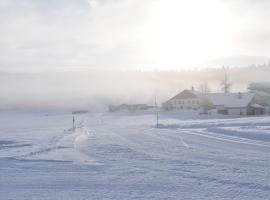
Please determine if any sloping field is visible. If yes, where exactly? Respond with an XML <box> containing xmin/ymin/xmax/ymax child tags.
<box><xmin>0</xmin><ymin>111</ymin><xmax>270</xmax><ymax>199</ymax></box>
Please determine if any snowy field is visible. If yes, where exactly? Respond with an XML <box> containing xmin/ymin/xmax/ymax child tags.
<box><xmin>0</xmin><ymin>110</ymin><xmax>270</xmax><ymax>200</ymax></box>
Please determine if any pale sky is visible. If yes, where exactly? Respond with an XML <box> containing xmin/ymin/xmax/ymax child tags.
<box><xmin>0</xmin><ymin>0</ymin><xmax>270</xmax><ymax>71</ymax></box>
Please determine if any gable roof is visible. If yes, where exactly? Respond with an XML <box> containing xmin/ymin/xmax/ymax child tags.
<box><xmin>249</xmin><ymin>82</ymin><xmax>270</xmax><ymax>89</ymax></box>
<box><xmin>209</xmin><ymin>93</ymin><xmax>255</xmax><ymax>108</ymax></box>
<box><xmin>169</xmin><ymin>90</ymin><xmax>202</xmax><ymax>101</ymax></box>
<box><xmin>253</xmin><ymin>91</ymin><xmax>270</xmax><ymax>97</ymax></box>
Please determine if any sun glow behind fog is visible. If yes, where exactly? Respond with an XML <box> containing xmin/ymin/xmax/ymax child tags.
<box><xmin>140</xmin><ymin>0</ymin><xmax>233</xmax><ymax>69</ymax></box>
<box><xmin>2</xmin><ymin>0</ymin><xmax>266</xmax><ymax>72</ymax></box>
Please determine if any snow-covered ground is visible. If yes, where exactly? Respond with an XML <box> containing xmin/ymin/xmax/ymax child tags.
<box><xmin>1</xmin><ymin>110</ymin><xmax>270</xmax><ymax>199</ymax></box>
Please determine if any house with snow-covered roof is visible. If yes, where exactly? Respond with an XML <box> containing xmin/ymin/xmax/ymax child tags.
<box><xmin>208</xmin><ymin>92</ymin><xmax>258</xmax><ymax>115</ymax></box>
<box><xmin>163</xmin><ymin>89</ymin><xmax>270</xmax><ymax>115</ymax></box>
<box><xmin>162</xmin><ymin>89</ymin><xmax>212</xmax><ymax>113</ymax></box>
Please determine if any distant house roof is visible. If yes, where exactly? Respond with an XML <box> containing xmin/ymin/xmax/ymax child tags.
<box><xmin>249</xmin><ymin>82</ymin><xmax>270</xmax><ymax>94</ymax></box>
<box><xmin>253</xmin><ymin>91</ymin><xmax>270</xmax><ymax>97</ymax></box>
<box><xmin>249</xmin><ymin>82</ymin><xmax>270</xmax><ymax>88</ymax></box>
<box><xmin>209</xmin><ymin>93</ymin><xmax>255</xmax><ymax>108</ymax></box>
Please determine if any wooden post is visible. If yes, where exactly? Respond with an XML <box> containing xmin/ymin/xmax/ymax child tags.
<box><xmin>73</xmin><ymin>116</ymin><xmax>75</xmax><ymax>129</ymax></box>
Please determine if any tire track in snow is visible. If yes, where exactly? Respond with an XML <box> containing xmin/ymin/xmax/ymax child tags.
<box><xmin>179</xmin><ymin>135</ymin><xmax>190</xmax><ymax>148</ymax></box>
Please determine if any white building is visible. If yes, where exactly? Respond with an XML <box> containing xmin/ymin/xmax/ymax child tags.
<box><xmin>162</xmin><ymin>89</ymin><xmax>211</xmax><ymax>113</ymax></box>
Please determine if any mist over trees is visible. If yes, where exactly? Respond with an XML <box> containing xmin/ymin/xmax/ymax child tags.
<box><xmin>0</xmin><ymin>64</ymin><xmax>269</xmax><ymax>110</ymax></box>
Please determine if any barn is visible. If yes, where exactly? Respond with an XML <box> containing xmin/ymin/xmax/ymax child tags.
<box><xmin>209</xmin><ymin>92</ymin><xmax>255</xmax><ymax>115</ymax></box>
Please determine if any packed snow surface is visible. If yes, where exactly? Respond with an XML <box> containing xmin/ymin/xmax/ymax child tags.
<box><xmin>0</xmin><ymin>110</ymin><xmax>270</xmax><ymax>199</ymax></box>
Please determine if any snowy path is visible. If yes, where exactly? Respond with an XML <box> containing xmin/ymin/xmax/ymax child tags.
<box><xmin>0</xmin><ymin>111</ymin><xmax>270</xmax><ymax>199</ymax></box>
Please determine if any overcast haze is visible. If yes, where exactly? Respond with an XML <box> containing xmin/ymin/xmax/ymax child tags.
<box><xmin>1</xmin><ymin>0</ymin><xmax>270</xmax><ymax>71</ymax></box>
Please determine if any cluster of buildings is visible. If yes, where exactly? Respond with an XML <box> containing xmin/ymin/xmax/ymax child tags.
<box><xmin>109</xmin><ymin>104</ymin><xmax>155</xmax><ymax>112</ymax></box>
<box><xmin>162</xmin><ymin>82</ymin><xmax>270</xmax><ymax>116</ymax></box>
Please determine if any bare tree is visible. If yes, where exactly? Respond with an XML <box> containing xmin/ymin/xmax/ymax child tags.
<box><xmin>198</xmin><ymin>82</ymin><xmax>211</xmax><ymax>94</ymax></box>
<box><xmin>221</xmin><ymin>73</ymin><xmax>232</xmax><ymax>93</ymax></box>
<box><xmin>199</xmin><ymin>96</ymin><xmax>214</xmax><ymax>113</ymax></box>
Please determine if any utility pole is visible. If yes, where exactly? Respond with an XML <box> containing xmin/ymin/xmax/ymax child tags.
<box><xmin>155</xmin><ymin>95</ymin><xmax>159</xmax><ymax>128</ymax></box>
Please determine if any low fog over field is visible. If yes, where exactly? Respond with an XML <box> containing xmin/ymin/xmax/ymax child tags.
<box><xmin>1</xmin><ymin>64</ymin><xmax>270</xmax><ymax>110</ymax></box>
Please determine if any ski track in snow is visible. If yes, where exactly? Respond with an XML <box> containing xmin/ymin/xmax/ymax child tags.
<box><xmin>182</xmin><ymin>129</ymin><xmax>270</xmax><ymax>148</ymax></box>
<box><xmin>0</xmin><ymin>111</ymin><xmax>270</xmax><ymax>199</ymax></box>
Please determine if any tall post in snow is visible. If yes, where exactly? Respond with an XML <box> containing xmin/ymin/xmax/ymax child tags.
<box><xmin>155</xmin><ymin>95</ymin><xmax>159</xmax><ymax>128</ymax></box>
<box><xmin>72</xmin><ymin>116</ymin><xmax>75</xmax><ymax>129</ymax></box>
